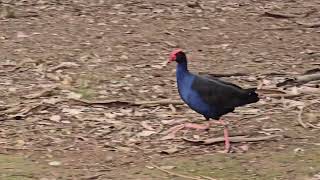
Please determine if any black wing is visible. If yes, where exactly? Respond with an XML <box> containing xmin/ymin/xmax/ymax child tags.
<box><xmin>191</xmin><ymin>75</ymin><xmax>259</xmax><ymax>109</ymax></box>
<box><xmin>202</xmin><ymin>75</ymin><xmax>242</xmax><ymax>89</ymax></box>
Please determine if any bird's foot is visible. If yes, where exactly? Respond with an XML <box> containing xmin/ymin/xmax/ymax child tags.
<box><xmin>161</xmin><ymin>122</ymin><xmax>210</xmax><ymax>140</ymax></box>
<box><xmin>217</xmin><ymin>144</ymin><xmax>232</xmax><ymax>154</ymax></box>
<box><xmin>184</xmin><ymin>122</ymin><xmax>211</xmax><ymax>130</ymax></box>
<box><xmin>160</xmin><ymin>124</ymin><xmax>185</xmax><ymax>140</ymax></box>
<box><xmin>217</xmin><ymin>147</ymin><xmax>233</xmax><ymax>154</ymax></box>
<box><xmin>210</xmin><ymin>120</ymin><xmax>229</xmax><ymax>127</ymax></box>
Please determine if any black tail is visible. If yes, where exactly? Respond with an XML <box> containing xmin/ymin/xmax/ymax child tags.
<box><xmin>238</xmin><ymin>88</ymin><xmax>259</xmax><ymax>106</ymax></box>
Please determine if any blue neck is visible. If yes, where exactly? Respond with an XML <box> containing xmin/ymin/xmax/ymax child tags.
<box><xmin>176</xmin><ymin>60</ymin><xmax>189</xmax><ymax>81</ymax></box>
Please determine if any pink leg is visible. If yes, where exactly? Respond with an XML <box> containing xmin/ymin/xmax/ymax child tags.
<box><xmin>163</xmin><ymin>119</ymin><xmax>232</xmax><ymax>153</ymax></box>
<box><xmin>216</xmin><ymin>119</ymin><xmax>231</xmax><ymax>153</ymax></box>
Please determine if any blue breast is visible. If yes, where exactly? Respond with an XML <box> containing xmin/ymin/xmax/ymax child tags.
<box><xmin>176</xmin><ymin>64</ymin><xmax>217</xmax><ymax>118</ymax></box>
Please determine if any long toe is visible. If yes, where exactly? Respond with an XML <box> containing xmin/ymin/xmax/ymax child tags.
<box><xmin>160</xmin><ymin>124</ymin><xmax>185</xmax><ymax>140</ymax></box>
<box><xmin>184</xmin><ymin>122</ymin><xmax>210</xmax><ymax>130</ymax></box>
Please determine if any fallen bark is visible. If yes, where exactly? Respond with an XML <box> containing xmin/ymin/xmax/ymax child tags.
<box><xmin>183</xmin><ymin>135</ymin><xmax>282</xmax><ymax>145</ymax></box>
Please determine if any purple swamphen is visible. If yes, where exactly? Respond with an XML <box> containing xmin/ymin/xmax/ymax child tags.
<box><xmin>166</xmin><ymin>49</ymin><xmax>259</xmax><ymax>152</ymax></box>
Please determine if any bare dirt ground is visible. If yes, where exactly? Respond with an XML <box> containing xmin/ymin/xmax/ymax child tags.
<box><xmin>0</xmin><ymin>0</ymin><xmax>320</xmax><ymax>179</ymax></box>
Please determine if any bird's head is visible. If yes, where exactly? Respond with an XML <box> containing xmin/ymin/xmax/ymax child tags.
<box><xmin>168</xmin><ymin>49</ymin><xmax>187</xmax><ymax>64</ymax></box>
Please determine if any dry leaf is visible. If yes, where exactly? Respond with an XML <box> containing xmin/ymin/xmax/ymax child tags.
<box><xmin>159</xmin><ymin>165</ymin><xmax>176</xmax><ymax>170</ymax></box>
<box><xmin>48</xmin><ymin>161</ymin><xmax>62</xmax><ymax>166</ymax></box>
<box><xmin>161</xmin><ymin>119</ymin><xmax>186</xmax><ymax>125</ymax></box>
<box><xmin>116</xmin><ymin>146</ymin><xmax>132</xmax><ymax>153</ymax></box>
<box><xmin>120</xmin><ymin>55</ymin><xmax>129</xmax><ymax>60</ymax></box>
<box><xmin>46</xmin><ymin>73</ymin><xmax>61</xmax><ymax>81</ymax></box>
<box><xmin>140</xmin><ymin>121</ymin><xmax>155</xmax><ymax>131</ymax></box>
<box><xmin>48</xmin><ymin>62</ymin><xmax>80</xmax><ymax>72</ymax></box>
<box><xmin>160</xmin><ymin>134</ymin><xmax>176</xmax><ymax>140</ymax></box>
<box><xmin>23</xmin><ymin>87</ymin><xmax>56</xmax><ymax>99</ymax></box>
<box><xmin>160</xmin><ymin>147</ymin><xmax>179</xmax><ymax>154</ymax></box>
<box><xmin>145</xmin><ymin>165</ymin><xmax>155</xmax><ymax>169</ymax></box>
<box><xmin>50</xmin><ymin>115</ymin><xmax>61</xmax><ymax>122</ymax></box>
<box><xmin>164</xmin><ymin>41</ymin><xmax>176</xmax><ymax>47</ymax></box>
<box><xmin>200</xmin><ymin>27</ymin><xmax>210</xmax><ymax>30</ymax></box>
<box><xmin>61</xmin><ymin>120</ymin><xmax>71</xmax><ymax>124</ymax></box>
<box><xmin>119</xmin><ymin>108</ymin><xmax>133</xmax><ymax>116</ymax></box>
<box><xmin>262</xmin><ymin>128</ymin><xmax>283</xmax><ymax>132</ymax></box>
<box><xmin>42</xmin><ymin>97</ymin><xmax>62</xmax><ymax>105</ymax></box>
<box><xmin>104</xmin><ymin>112</ymin><xmax>117</xmax><ymax>119</ymax></box>
<box><xmin>238</xmin><ymin>144</ymin><xmax>249</xmax><ymax>152</ymax></box>
<box><xmin>294</xmin><ymin>148</ymin><xmax>304</xmax><ymax>153</ymax></box>
<box><xmin>137</xmin><ymin>130</ymin><xmax>156</xmax><ymax>137</ymax></box>
<box><xmin>16</xmin><ymin>140</ymin><xmax>25</xmax><ymax>147</ymax></box>
<box><xmin>17</xmin><ymin>31</ymin><xmax>29</xmax><ymax>38</ymax></box>
<box><xmin>134</xmin><ymin>111</ymin><xmax>144</xmax><ymax>117</ymax></box>
<box><xmin>282</xmin><ymin>99</ymin><xmax>305</xmax><ymax>108</ymax></box>
<box><xmin>62</xmin><ymin>108</ymin><xmax>82</xmax><ymax>115</ymax></box>
<box><xmin>67</xmin><ymin>92</ymin><xmax>83</xmax><ymax>99</ymax></box>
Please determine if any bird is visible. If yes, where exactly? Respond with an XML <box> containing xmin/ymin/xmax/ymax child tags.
<box><xmin>166</xmin><ymin>49</ymin><xmax>259</xmax><ymax>152</ymax></box>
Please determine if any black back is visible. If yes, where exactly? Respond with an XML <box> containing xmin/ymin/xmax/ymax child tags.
<box><xmin>191</xmin><ymin>74</ymin><xmax>259</xmax><ymax>113</ymax></box>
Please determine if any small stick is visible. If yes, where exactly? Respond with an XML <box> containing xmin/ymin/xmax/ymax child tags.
<box><xmin>262</xmin><ymin>11</ymin><xmax>303</xmax><ymax>18</ymax></box>
<box><xmin>150</xmin><ymin>162</ymin><xmax>210</xmax><ymax>180</ymax></box>
<box><xmin>266</xmin><ymin>93</ymin><xmax>302</xmax><ymax>99</ymax></box>
<box><xmin>169</xmin><ymin>104</ymin><xmax>177</xmax><ymax>114</ymax></box>
<box><xmin>200</xmin><ymin>175</ymin><xmax>217</xmax><ymax>180</ymax></box>
<box><xmin>183</xmin><ymin>135</ymin><xmax>282</xmax><ymax>145</ymax></box>
<box><xmin>306</xmin><ymin>123</ymin><xmax>320</xmax><ymax>129</ymax></box>
<box><xmin>295</xmin><ymin>21</ymin><xmax>320</xmax><ymax>28</ymax></box>
<box><xmin>297</xmin><ymin>106</ymin><xmax>308</xmax><ymax>128</ymax></box>
<box><xmin>69</xmin><ymin>98</ymin><xmax>184</xmax><ymax>107</ymax></box>
<box><xmin>277</xmin><ymin>73</ymin><xmax>320</xmax><ymax>87</ymax></box>
<box><xmin>1</xmin><ymin>146</ymin><xmax>46</xmax><ymax>151</ymax></box>
<box><xmin>22</xmin><ymin>86</ymin><xmax>57</xmax><ymax>99</ymax></box>
<box><xmin>82</xmin><ymin>174</ymin><xmax>105</xmax><ymax>180</ymax></box>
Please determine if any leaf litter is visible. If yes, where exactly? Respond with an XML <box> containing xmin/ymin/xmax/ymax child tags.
<box><xmin>0</xmin><ymin>0</ymin><xmax>319</xmax><ymax>179</ymax></box>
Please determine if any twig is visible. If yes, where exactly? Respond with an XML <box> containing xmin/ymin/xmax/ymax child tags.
<box><xmin>169</xmin><ymin>104</ymin><xmax>177</xmax><ymax>114</ymax></box>
<box><xmin>69</xmin><ymin>98</ymin><xmax>184</xmax><ymax>107</ymax></box>
<box><xmin>263</xmin><ymin>27</ymin><xmax>294</xmax><ymax>31</ymax></box>
<box><xmin>183</xmin><ymin>135</ymin><xmax>282</xmax><ymax>145</ymax></box>
<box><xmin>306</xmin><ymin>123</ymin><xmax>320</xmax><ymax>129</ymax></box>
<box><xmin>304</xmin><ymin>68</ymin><xmax>320</xmax><ymax>75</ymax></box>
<box><xmin>295</xmin><ymin>21</ymin><xmax>320</xmax><ymax>28</ymax></box>
<box><xmin>200</xmin><ymin>176</ymin><xmax>217</xmax><ymax>180</ymax></box>
<box><xmin>277</xmin><ymin>73</ymin><xmax>320</xmax><ymax>87</ymax></box>
<box><xmin>82</xmin><ymin>173</ymin><xmax>105</xmax><ymax>180</ymax></box>
<box><xmin>297</xmin><ymin>106</ymin><xmax>308</xmax><ymax>128</ymax></box>
<box><xmin>262</xmin><ymin>11</ymin><xmax>303</xmax><ymax>18</ymax></box>
<box><xmin>266</xmin><ymin>93</ymin><xmax>302</xmax><ymax>99</ymax></box>
<box><xmin>22</xmin><ymin>86</ymin><xmax>57</xmax><ymax>99</ymax></box>
<box><xmin>297</xmin><ymin>101</ymin><xmax>320</xmax><ymax>129</ymax></box>
<box><xmin>150</xmin><ymin>162</ymin><xmax>211</xmax><ymax>180</ymax></box>
<box><xmin>7</xmin><ymin>102</ymin><xmax>45</xmax><ymax>119</ymax></box>
<box><xmin>257</xmin><ymin>88</ymin><xmax>288</xmax><ymax>94</ymax></box>
<box><xmin>1</xmin><ymin>146</ymin><xmax>46</xmax><ymax>151</ymax></box>
<box><xmin>256</xmin><ymin>88</ymin><xmax>305</xmax><ymax>99</ymax></box>
<box><xmin>62</xmin><ymin>142</ymin><xmax>77</xmax><ymax>150</ymax></box>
